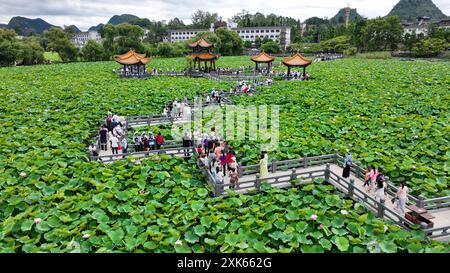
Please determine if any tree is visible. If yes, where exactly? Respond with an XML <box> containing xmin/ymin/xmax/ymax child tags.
<box><xmin>0</xmin><ymin>29</ymin><xmax>21</xmax><ymax>66</ymax></box>
<box><xmin>348</xmin><ymin>17</ymin><xmax>367</xmax><ymax>52</ymax></box>
<box><xmin>412</xmin><ymin>38</ymin><xmax>447</xmax><ymax>57</ymax></box>
<box><xmin>243</xmin><ymin>40</ymin><xmax>252</xmax><ymax>48</ymax></box>
<box><xmin>361</xmin><ymin>16</ymin><xmax>403</xmax><ymax>51</ymax></box>
<box><xmin>191</xmin><ymin>10</ymin><xmax>219</xmax><ymax>29</ymax></box>
<box><xmin>167</xmin><ymin>18</ymin><xmax>185</xmax><ymax>29</ymax></box>
<box><xmin>320</xmin><ymin>36</ymin><xmax>351</xmax><ymax>53</ymax></box>
<box><xmin>215</xmin><ymin>27</ymin><xmax>243</xmax><ymax>56</ymax></box>
<box><xmin>403</xmin><ymin>32</ymin><xmax>418</xmax><ymax>51</ymax></box>
<box><xmin>260</xmin><ymin>40</ymin><xmax>281</xmax><ymax>54</ymax></box>
<box><xmin>81</xmin><ymin>40</ymin><xmax>107</xmax><ymax>61</ymax></box>
<box><xmin>44</xmin><ymin>27</ymin><xmax>78</xmax><ymax>62</ymax></box>
<box><xmin>19</xmin><ymin>37</ymin><xmax>45</xmax><ymax>65</ymax></box>
<box><xmin>100</xmin><ymin>23</ymin><xmax>145</xmax><ymax>56</ymax></box>
<box><xmin>157</xmin><ymin>42</ymin><xmax>174</xmax><ymax>57</ymax></box>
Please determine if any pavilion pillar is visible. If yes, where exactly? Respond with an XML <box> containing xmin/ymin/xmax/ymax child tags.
<box><xmin>256</xmin><ymin>62</ymin><xmax>259</xmax><ymax>72</ymax></box>
<box><xmin>287</xmin><ymin>66</ymin><xmax>291</xmax><ymax>77</ymax></box>
<box><xmin>303</xmin><ymin>66</ymin><xmax>306</xmax><ymax>77</ymax></box>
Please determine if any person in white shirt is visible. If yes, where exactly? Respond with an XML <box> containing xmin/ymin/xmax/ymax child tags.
<box><xmin>89</xmin><ymin>144</ymin><xmax>98</xmax><ymax>157</ymax></box>
<box><xmin>215</xmin><ymin>166</ymin><xmax>224</xmax><ymax>184</ymax></box>
<box><xmin>395</xmin><ymin>182</ymin><xmax>409</xmax><ymax>214</ymax></box>
<box><xmin>110</xmin><ymin>135</ymin><xmax>119</xmax><ymax>155</ymax></box>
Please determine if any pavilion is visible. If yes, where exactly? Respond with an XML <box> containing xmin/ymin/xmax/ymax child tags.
<box><xmin>114</xmin><ymin>50</ymin><xmax>151</xmax><ymax>77</ymax></box>
<box><xmin>188</xmin><ymin>38</ymin><xmax>219</xmax><ymax>73</ymax></box>
<box><xmin>282</xmin><ymin>52</ymin><xmax>312</xmax><ymax>78</ymax></box>
<box><xmin>251</xmin><ymin>51</ymin><xmax>276</xmax><ymax>72</ymax></box>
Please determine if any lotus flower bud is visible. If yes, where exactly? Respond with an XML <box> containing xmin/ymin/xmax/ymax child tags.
<box><xmin>20</xmin><ymin>172</ymin><xmax>27</xmax><ymax>177</ymax></box>
<box><xmin>34</xmin><ymin>218</ymin><xmax>42</xmax><ymax>224</ymax></box>
<box><xmin>310</xmin><ymin>214</ymin><xmax>318</xmax><ymax>221</ymax></box>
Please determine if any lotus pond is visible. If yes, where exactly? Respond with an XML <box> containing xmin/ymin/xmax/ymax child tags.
<box><xmin>0</xmin><ymin>57</ymin><xmax>449</xmax><ymax>253</ymax></box>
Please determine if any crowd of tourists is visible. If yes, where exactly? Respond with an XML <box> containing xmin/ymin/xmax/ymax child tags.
<box><xmin>132</xmin><ymin>131</ymin><xmax>165</xmax><ymax>152</ymax></box>
<box><xmin>342</xmin><ymin>151</ymin><xmax>410</xmax><ymax>215</ymax></box>
<box><xmin>205</xmin><ymin>89</ymin><xmax>226</xmax><ymax>104</ymax></box>
<box><xmin>90</xmin><ymin>112</ymin><xmax>128</xmax><ymax>157</ymax></box>
<box><xmin>314</xmin><ymin>53</ymin><xmax>343</xmax><ymax>62</ymax></box>
<box><xmin>195</xmin><ymin>128</ymin><xmax>239</xmax><ymax>189</ymax></box>
<box><xmin>162</xmin><ymin>98</ymin><xmax>192</xmax><ymax>120</ymax></box>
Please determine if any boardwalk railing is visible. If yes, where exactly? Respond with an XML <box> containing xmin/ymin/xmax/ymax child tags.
<box><xmin>334</xmin><ymin>154</ymin><xmax>449</xmax><ymax>211</ymax></box>
<box><xmin>91</xmin><ymin>144</ymin><xmax>194</xmax><ymax>163</ymax></box>
<box><xmin>126</xmin><ymin>115</ymin><xmax>189</xmax><ymax>127</ymax></box>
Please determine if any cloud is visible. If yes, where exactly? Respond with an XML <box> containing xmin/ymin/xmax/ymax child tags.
<box><xmin>0</xmin><ymin>0</ymin><xmax>449</xmax><ymax>31</ymax></box>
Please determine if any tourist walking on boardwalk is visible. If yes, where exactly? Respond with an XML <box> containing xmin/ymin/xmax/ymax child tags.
<box><xmin>156</xmin><ymin>132</ymin><xmax>164</xmax><ymax>150</ymax></box>
<box><xmin>196</xmin><ymin>144</ymin><xmax>205</xmax><ymax>158</ymax></box>
<box><xmin>133</xmin><ymin>133</ymin><xmax>141</xmax><ymax>152</ymax></box>
<box><xmin>342</xmin><ymin>150</ymin><xmax>352</xmax><ymax>178</ymax></box>
<box><xmin>183</xmin><ymin>132</ymin><xmax>192</xmax><ymax>157</ymax></box>
<box><xmin>229</xmin><ymin>169</ymin><xmax>239</xmax><ymax>189</ymax></box>
<box><xmin>141</xmin><ymin>133</ymin><xmax>149</xmax><ymax>151</ymax></box>
<box><xmin>363</xmin><ymin>167</ymin><xmax>371</xmax><ymax>193</ymax></box>
<box><xmin>110</xmin><ymin>135</ymin><xmax>119</xmax><ymax>155</ymax></box>
<box><xmin>227</xmin><ymin>150</ymin><xmax>237</xmax><ymax>174</ymax></box>
<box><xmin>259</xmin><ymin>151</ymin><xmax>269</xmax><ymax>178</ymax></box>
<box><xmin>89</xmin><ymin>143</ymin><xmax>99</xmax><ymax>157</ymax></box>
<box><xmin>149</xmin><ymin>132</ymin><xmax>156</xmax><ymax>150</ymax></box>
<box><xmin>214</xmin><ymin>141</ymin><xmax>222</xmax><ymax>161</ymax></box>
<box><xmin>395</xmin><ymin>182</ymin><xmax>409</xmax><ymax>214</ymax></box>
<box><xmin>106</xmin><ymin>112</ymin><xmax>113</xmax><ymax>132</ymax></box>
<box><xmin>121</xmin><ymin>138</ymin><xmax>128</xmax><ymax>157</ymax></box>
<box><xmin>99</xmin><ymin>125</ymin><xmax>108</xmax><ymax>151</ymax></box>
<box><xmin>375</xmin><ymin>168</ymin><xmax>386</xmax><ymax>202</ymax></box>
<box><xmin>215</xmin><ymin>166</ymin><xmax>224</xmax><ymax>185</ymax></box>
<box><xmin>369</xmin><ymin>165</ymin><xmax>379</xmax><ymax>194</ymax></box>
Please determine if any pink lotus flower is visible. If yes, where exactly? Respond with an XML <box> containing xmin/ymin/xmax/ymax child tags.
<box><xmin>20</xmin><ymin>172</ymin><xmax>27</xmax><ymax>177</ymax></box>
<box><xmin>319</xmin><ymin>224</ymin><xmax>324</xmax><ymax>229</ymax></box>
<box><xmin>310</xmin><ymin>214</ymin><xmax>318</xmax><ymax>221</ymax></box>
<box><xmin>135</xmin><ymin>160</ymin><xmax>141</xmax><ymax>165</ymax></box>
<box><xmin>34</xmin><ymin>218</ymin><xmax>42</xmax><ymax>224</ymax></box>
<box><xmin>175</xmin><ymin>239</ymin><xmax>183</xmax><ymax>246</ymax></box>
<box><xmin>82</xmin><ymin>233</ymin><xmax>90</xmax><ymax>239</ymax></box>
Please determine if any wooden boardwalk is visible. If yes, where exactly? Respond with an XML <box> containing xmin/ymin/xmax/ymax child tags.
<box><xmin>90</xmin><ymin>85</ymin><xmax>450</xmax><ymax>242</ymax></box>
<box><xmin>221</xmin><ymin>163</ymin><xmax>450</xmax><ymax>241</ymax></box>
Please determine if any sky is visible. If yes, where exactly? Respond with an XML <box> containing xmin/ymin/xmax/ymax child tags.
<box><xmin>0</xmin><ymin>0</ymin><xmax>449</xmax><ymax>31</ymax></box>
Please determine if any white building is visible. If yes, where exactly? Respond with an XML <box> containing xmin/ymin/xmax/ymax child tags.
<box><xmin>169</xmin><ymin>29</ymin><xmax>210</xmax><ymax>42</ymax></box>
<box><xmin>71</xmin><ymin>30</ymin><xmax>102</xmax><ymax>48</ymax></box>
<box><xmin>168</xmin><ymin>21</ymin><xmax>291</xmax><ymax>49</ymax></box>
<box><xmin>232</xmin><ymin>26</ymin><xmax>291</xmax><ymax>49</ymax></box>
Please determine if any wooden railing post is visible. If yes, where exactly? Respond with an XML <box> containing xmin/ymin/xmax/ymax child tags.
<box><xmin>377</xmin><ymin>199</ymin><xmax>385</xmax><ymax>218</ymax></box>
<box><xmin>324</xmin><ymin>163</ymin><xmax>330</xmax><ymax>181</ymax></box>
<box><xmin>333</xmin><ymin>150</ymin><xmax>338</xmax><ymax>164</ymax></box>
<box><xmin>290</xmin><ymin>169</ymin><xmax>297</xmax><ymax>181</ymax></box>
<box><xmin>348</xmin><ymin>179</ymin><xmax>355</xmax><ymax>198</ymax></box>
<box><xmin>255</xmin><ymin>174</ymin><xmax>261</xmax><ymax>191</ymax></box>
<box><xmin>237</xmin><ymin>165</ymin><xmax>243</xmax><ymax>178</ymax></box>
<box><xmin>271</xmin><ymin>159</ymin><xmax>277</xmax><ymax>173</ymax></box>
<box><xmin>303</xmin><ymin>157</ymin><xmax>308</xmax><ymax>168</ymax></box>
<box><xmin>147</xmin><ymin>115</ymin><xmax>151</xmax><ymax>126</ymax></box>
<box><xmin>214</xmin><ymin>178</ymin><xmax>224</xmax><ymax>197</ymax></box>
<box><xmin>417</xmin><ymin>195</ymin><xmax>425</xmax><ymax>208</ymax></box>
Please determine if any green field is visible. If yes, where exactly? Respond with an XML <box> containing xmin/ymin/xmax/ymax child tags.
<box><xmin>0</xmin><ymin>57</ymin><xmax>449</xmax><ymax>253</ymax></box>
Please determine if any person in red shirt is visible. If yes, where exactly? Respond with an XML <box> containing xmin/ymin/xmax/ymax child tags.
<box><xmin>155</xmin><ymin>132</ymin><xmax>164</xmax><ymax>150</ymax></box>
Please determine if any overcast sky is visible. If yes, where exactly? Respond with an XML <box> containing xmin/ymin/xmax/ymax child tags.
<box><xmin>1</xmin><ymin>0</ymin><xmax>449</xmax><ymax>31</ymax></box>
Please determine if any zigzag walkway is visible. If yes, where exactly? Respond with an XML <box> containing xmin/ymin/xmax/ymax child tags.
<box><xmin>90</xmin><ymin>83</ymin><xmax>450</xmax><ymax>242</ymax></box>
<box><xmin>198</xmin><ymin>153</ymin><xmax>450</xmax><ymax>242</ymax></box>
